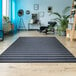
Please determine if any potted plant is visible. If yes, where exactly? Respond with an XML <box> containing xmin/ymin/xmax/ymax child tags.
<box><xmin>3</xmin><ymin>16</ymin><xmax>9</xmax><ymax>22</ymax></box>
<box><xmin>53</xmin><ymin>6</ymin><xmax>71</xmax><ymax>36</ymax></box>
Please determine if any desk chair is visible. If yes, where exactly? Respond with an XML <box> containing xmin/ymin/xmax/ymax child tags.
<box><xmin>40</xmin><ymin>22</ymin><xmax>57</xmax><ymax>34</ymax></box>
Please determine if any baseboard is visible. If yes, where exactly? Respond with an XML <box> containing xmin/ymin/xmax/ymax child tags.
<box><xmin>28</xmin><ymin>29</ymin><xmax>40</xmax><ymax>31</ymax></box>
<box><xmin>17</xmin><ymin>29</ymin><xmax>27</xmax><ymax>31</ymax></box>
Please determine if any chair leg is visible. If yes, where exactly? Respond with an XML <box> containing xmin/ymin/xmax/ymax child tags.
<box><xmin>45</xmin><ymin>29</ymin><xmax>48</xmax><ymax>35</ymax></box>
<box><xmin>70</xmin><ymin>38</ymin><xmax>73</xmax><ymax>41</ymax></box>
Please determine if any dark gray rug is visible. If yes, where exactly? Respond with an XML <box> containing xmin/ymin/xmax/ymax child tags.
<box><xmin>0</xmin><ymin>37</ymin><xmax>76</xmax><ymax>63</ymax></box>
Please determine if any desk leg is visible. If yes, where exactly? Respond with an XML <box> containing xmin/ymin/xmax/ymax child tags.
<box><xmin>28</xmin><ymin>23</ymin><xmax>30</xmax><ymax>31</ymax></box>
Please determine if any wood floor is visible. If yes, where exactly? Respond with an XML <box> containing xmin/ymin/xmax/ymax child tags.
<box><xmin>0</xmin><ymin>31</ymin><xmax>76</xmax><ymax>76</ymax></box>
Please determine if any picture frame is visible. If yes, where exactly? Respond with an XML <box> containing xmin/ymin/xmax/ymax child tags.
<box><xmin>26</xmin><ymin>10</ymin><xmax>30</xmax><ymax>15</ymax></box>
<box><xmin>39</xmin><ymin>12</ymin><xmax>44</xmax><ymax>17</ymax></box>
<box><xmin>34</xmin><ymin>4</ymin><xmax>39</xmax><ymax>10</ymax></box>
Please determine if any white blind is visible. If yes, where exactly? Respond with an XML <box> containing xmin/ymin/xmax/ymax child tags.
<box><xmin>2</xmin><ymin>0</ymin><xmax>9</xmax><ymax>16</ymax></box>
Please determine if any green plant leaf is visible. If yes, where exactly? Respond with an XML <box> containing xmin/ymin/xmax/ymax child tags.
<box><xmin>53</xmin><ymin>12</ymin><xmax>61</xmax><ymax>18</ymax></box>
<box><xmin>66</xmin><ymin>15</ymin><xmax>70</xmax><ymax>19</ymax></box>
<box><xmin>62</xmin><ymin>6</ymin><xmax>71</xmax><ymax>15</ymax></box>
<box><xmin>52</xmin><ymin>6</ymin><xmax>71</xmax><ymax>33</ymax></box>
<box><xmin>53</xmin><ymin>18</ymin><xmax>62</xmax><ymax>22</ymax></box>
<box><xmin>3</xmin><ymin>16</ymin><xmax>9</xmax><ymax>22</ymax></box>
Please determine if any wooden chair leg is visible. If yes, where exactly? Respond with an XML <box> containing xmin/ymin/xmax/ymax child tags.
<box><xmin>70</xmin><ymin>38</ymin><xmax>73</xmax><ymax>41</ymax></box>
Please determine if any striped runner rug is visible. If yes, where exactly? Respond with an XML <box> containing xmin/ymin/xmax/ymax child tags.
<box><xmin>0</xmin><ymin>37</ymin><xmax>76</xmax><ymax>63</ymax></box>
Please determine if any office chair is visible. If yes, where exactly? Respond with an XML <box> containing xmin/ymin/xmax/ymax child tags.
<box><xmin>40</xmin><ymin>22</ymin><xmax>57</xmax><ymax>34</ymax></box>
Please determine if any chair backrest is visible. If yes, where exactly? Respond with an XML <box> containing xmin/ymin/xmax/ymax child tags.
<box><xmin>48</xmin><ymin>22</ymin><xmax>57</xmax><ymax>27</ymax></box>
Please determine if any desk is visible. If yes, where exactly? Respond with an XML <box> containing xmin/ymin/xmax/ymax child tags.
<box><xmin>28</xmin><ymin>23</ymin><xmax>41</xmax><ymax>30</ymax></box>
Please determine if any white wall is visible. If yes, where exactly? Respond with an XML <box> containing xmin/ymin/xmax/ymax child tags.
<box><xmin>15</xmin><ymin>0</ymin><xmax>72</xmax><ymax>30</ymax></box>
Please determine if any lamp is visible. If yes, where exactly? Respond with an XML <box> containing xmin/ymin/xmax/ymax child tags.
<box><xmin>18</xmin><ymin>9</ymin><xmax>25</xmax><ymax>30</ymax></box>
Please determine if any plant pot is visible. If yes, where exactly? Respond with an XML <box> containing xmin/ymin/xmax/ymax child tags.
<box><xmin>57</xmin><ymin>30</ymin><xmax>66</xmax><ymax>36</ymax></box>
<box><xmin>61</xmin><ymin>31</ymin><xmax>66</xmax><ymax>36</ymax></box>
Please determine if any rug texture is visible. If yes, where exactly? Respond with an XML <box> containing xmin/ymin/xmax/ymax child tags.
<box><xmin>0</xmin><ymin>37</ymin><xmax>76</xmax><ymax>63</ymax></box>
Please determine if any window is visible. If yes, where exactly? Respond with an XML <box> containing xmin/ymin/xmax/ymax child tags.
<box><xmin>2</xmin><ymin>0</ymin><xmax>9</xmax><ymax>16</ymax></box>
